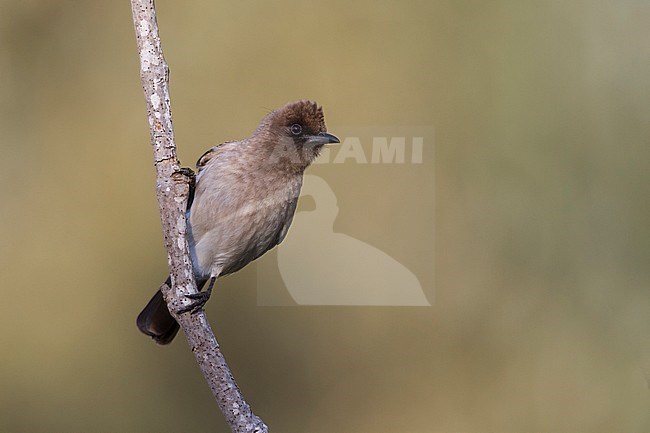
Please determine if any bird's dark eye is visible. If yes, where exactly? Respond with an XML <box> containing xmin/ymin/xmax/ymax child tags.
<box><xmin>290</xmin><ymin>123</ymin><xmax>303</xmax><ymax>135</ymax></box>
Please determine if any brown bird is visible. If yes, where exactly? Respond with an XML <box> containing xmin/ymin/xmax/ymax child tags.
<box><xmin>137</xmin><ymin>100</ymin><xmax>339</xmax><ymax>344</ymax></box>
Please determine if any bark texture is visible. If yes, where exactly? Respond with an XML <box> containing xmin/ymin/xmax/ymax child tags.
<box><xmin>130</xmin><ymin>1</ymin><xmax>268</xmax><ymax>431</ymax></box>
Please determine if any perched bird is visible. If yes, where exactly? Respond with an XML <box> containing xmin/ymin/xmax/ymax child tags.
<box><xmin>137</xmin><ymin>100</ymin><xmax>339</xmax><ymax>344</ymax></box>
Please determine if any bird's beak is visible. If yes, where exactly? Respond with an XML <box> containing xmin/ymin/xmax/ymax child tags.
<box><xmin>307</xmin><ymin>132</ymin><xmax>340</xmax><ymax>146</ymax></box>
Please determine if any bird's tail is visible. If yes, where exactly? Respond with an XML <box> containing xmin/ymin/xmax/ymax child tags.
<box><xmin>136</xmin><ymin>277</ymin><xmax>180</xmax><ymax>345</ymax></box>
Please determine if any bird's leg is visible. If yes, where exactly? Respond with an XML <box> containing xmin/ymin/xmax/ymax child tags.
<box><xmin>173</xmin><ymin>167</ymin><xmax>196</xmax><ymax>208</ymax></box>
<box><xmin>177</xmin><ymin>276</ymin><xmax>216</xmax><ymax>315</ymax></box>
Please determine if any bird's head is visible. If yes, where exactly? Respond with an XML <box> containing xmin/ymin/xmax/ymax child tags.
<box><xmin>256</xmin><ymin>100</ymin><xmax>339</xmax><ymax>169</ymax></box>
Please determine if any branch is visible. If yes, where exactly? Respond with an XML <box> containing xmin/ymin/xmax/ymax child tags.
<box><xmin>130</xmin><ymin>1</ymin><xmax>268</xmax><ymax>432</ymax></box>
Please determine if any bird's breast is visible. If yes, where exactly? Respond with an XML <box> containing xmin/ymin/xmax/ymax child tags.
<box><xmin>188</xmin><ymin>169</ymin><xmax>303</xmax><ymax>278</ymax></box>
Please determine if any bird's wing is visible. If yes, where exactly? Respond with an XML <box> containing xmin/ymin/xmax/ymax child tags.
<box><xmin>195</xmin><ymin>141</ymin><xmax>237</xmax><ymax>174</ymax></box>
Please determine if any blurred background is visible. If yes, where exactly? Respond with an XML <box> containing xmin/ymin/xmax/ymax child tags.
<box><xmin>1</xmin><ymin>1</ymin><xmax>649</xmax><ymax>432</ymax></box>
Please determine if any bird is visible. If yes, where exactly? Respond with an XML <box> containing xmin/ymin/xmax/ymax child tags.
<box><xmin>136</xmin><ymin>100</ymin><xmax>339</xmax><ymax>344</ymax></box>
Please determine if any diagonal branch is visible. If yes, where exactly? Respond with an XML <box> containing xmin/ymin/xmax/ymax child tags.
<box><xmin>129</xmin><ymin>1</ymin><xmax>268</xmax><ymax>432</ymax></box>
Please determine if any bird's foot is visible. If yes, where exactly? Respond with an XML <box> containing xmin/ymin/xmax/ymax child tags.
<box><xmin>175</xmin><ymin>166</ymin><xmax>195</xmax><ymax>177</ymax></box>
<box><xmin>176</xmin><ymin>288</ymin><xmax>212</xmax><ymax>315</ymax></box>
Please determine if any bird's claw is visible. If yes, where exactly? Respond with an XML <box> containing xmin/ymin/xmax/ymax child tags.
<box><xmin>176</xmin><ymin>290</ymin><xmax>211</xmax><ymax>315</ymax></box>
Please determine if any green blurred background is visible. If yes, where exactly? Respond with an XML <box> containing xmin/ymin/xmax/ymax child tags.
<box><xmin>1</xmin><ymin>1</ymin><xmax>649</xmax><ymax>432</ymax></box>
